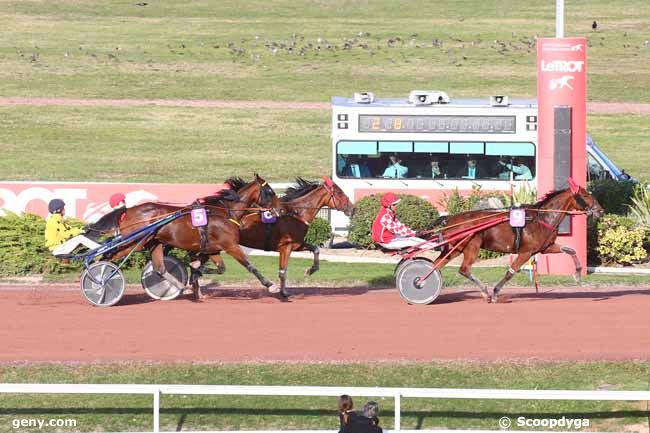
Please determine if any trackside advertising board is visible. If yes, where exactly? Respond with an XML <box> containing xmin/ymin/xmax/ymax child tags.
<box><xmin>0</xmin><ymin>182</ymin><xmax>224</xmax><ymax>222</ymax></box>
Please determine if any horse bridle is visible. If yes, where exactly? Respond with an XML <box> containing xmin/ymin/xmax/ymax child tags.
<box><xmin>572</xmin><ymin>189</ymin><xmax>597</xmax><ymax>216</ymax></box>
<box><xmin>322</xmin><ymin>181</ymin><xmax>348</xmax><ymax>212</ymax></box>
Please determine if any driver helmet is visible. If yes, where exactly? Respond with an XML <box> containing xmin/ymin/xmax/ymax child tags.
<box><xmin>48</xmin><ymin>198</ymin><xmax>65</xmax><ymax>214</ymax></box>
<box><xmin>381</xmin><ymin>192</ymin><xmax>401</xmax><ymax>207</ymax></box>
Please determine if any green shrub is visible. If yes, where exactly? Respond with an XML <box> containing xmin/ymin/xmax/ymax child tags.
<box><xmin>439</xmin><ymin>187</ymin><xmax>508</xmax><ymax>215</ymax></box>
<box><xmin>588</xmin><ymin>179</ymin><xmax>637</xmax><ymax>215</ymax></box>
<box><xmin>512</xmin><ymin>181</ymin><xmax>537</xmax><ymax>205</ymax></box>
<box><xmin>304</xmin><ymin>217</ymin><xmax>332</xmax><ymax>246</ymax></box>
<box><xmin>0</xmin><ymin>212</ymin><xmax>157</xmax><ymax>277</ymax></box>
<box><xmin>627</xmin><ymin>183</ymin><xmax>650</xmax><ymax>226</ymax></box>
<box><xmin>592</xmin><ymin>215</ymin><xmax>649</xmax><ymax>266</ymax></box>
<box><xmin>0</xmin><ymin>212</ymin><xmax>81</xmax><ymax>276</ymax></box>
<box><xmin>348</xmin><ymin>194</ymin><xmax>439</xmax><ymax>248</ymax></box>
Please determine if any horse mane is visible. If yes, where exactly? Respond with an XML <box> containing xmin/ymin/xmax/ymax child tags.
<box><xmin>281</xmin><ymin>178</ymin><xmax>320</xmax><ymax>202</ymax></box>
<box><xmin>84</xmin><ymin>207</ymin><xmax>127</xmax><ymax>236</ymax></box>
<box><xmin>202</xmin><ymin>188</ymin><xmax>241</xmax><ymax>205</ymax></box>
<box><xmin>224</xmin><ymin>176</ymin><xmax>247</xmax><ymax>191</ymax></box>
<box><xmin>532</xmin><ymin>188</ymin><xmax>568</xmax><ymax>208</ymax></box>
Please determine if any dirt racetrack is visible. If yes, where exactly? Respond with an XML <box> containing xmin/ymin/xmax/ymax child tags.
<box><xmin>0</xmin><ymin>284</ymin><xmax>648</xmax><ymax>363</ymax></box>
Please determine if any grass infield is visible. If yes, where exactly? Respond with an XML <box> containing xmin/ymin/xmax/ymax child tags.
<box><xmin>40</xmin><ymin>254</ymin><xmax>650</xmax><ymax>288</ymax></box>
<box><xmin>0</xmin><ymin>363</ymin><xmax>649</xmax><ymax>432</ymax></box>
<box><xmin>1</xmin><ymin>106</ymin><xmax>649</xmax><ymax>183</ymax></box>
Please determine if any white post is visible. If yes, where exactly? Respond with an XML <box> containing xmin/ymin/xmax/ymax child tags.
<box><xmin>153</xmin><ymin>390</ymin><xmax>160</xmax><ymax>433</ymax></box>
<box><xmin>394</xmin><ymin>392</ymin><xmax>401</xmax><ymax>431</ymax></box>
<box><xmin>556</xmin><ymin>0</ymin><xmax>564</xmax><ymax>38</ymax></box>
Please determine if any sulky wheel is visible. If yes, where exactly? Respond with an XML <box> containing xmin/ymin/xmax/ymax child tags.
<box><xmin>80</xmin><ymin>261</ymin><xmax>126</xmax><ymax>307</ymax></box>
<box><xmin>395</xmin><ymin>258</ymin><xmax>443</xmax><ymax>305</ymax></box>
<box><xmin>141</xmin><ymin>255</ymin><xmax>188</xmax><ymax>300</ymax></box>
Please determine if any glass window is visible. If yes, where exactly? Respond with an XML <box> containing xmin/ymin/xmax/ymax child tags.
<box><xmin>587</xmin><ymin>153</ymin><xmax>611</xmax><ymax>181</ymax></box>
<box><xmin>336</xmin><ymin>140</ymin><xmax>535</xmax><ymax>180</ymax></box>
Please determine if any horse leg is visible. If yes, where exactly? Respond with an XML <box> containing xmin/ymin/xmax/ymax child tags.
<box><xmin>303</xmin><ymin>243</ymin><xmax>320</xmax><ymax>276</ymax></box>
<box><xmin>188</xmin><ymin>254</ymin><xmax>209</xmax><ymax>301</ymax></box>
<box><xmin>542</xmin><ymin>243</ymin><xmax>582</xmax><ymax>283</ymax></box>
<box><xmin>278</xmin><ymin>244</ymin><xmax>295</xmax><ymax>298</ymax></box>
<box><xmin>457</xmin><ymin>237</ymin><xmax>489</xmax><ymax>300</ymax></box>
<box><xmin>491</xmin><ymin>252</ymin><xmax>534</xmax><ymax>303</ymax></box>
<box><xmin>151</xmin><ymin>243</ymin><xmax>187</xmax><ymax>297</ymax></box>
<box><xmin>223</xmin><ymin>244</ymin><xmax>279</xmax><ymax>294</ymax></box>
<box><xmin>209</xmin><ymin>253</ymin><xmax>226</xmax><ymax>274</ymax></box>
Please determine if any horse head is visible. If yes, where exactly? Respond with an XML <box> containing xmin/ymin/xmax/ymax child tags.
<box><xmin>322</xmin><ymin>176</ymin><xmax>355</xmax><ymax>217</ymax></box>
<box><xmin>569</xmin><ymin>181</ymin><xmax>604</xmax><ymax>218</ymax></box>
<box><xmin>253</xmin><ymin>173</ymin><xmax>278</xmax><ymax>209</ymax></box>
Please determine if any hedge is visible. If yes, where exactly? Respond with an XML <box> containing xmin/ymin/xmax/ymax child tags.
<box><xmin>588</xmin><ymin>214</ymin><xmax>649</xmax><ymax>266</ymax></box>
<box><xmin>304</xmin><ymin>217</ymin><xmax>332</xmax><ymax>246</ymax></box>
<box><xmin>348</xmin><ymin>194</ymin><xmax>439</xmax><ymax>248</ymax></box>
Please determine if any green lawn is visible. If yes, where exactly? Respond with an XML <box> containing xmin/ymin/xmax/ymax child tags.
<box><xmin>41</xmin><ymin>254</ymin><xmax>650</xmax><ymax>288</ymax></box>
<box><xmin>0</xmin><ymin>1</ymin><xmax>649</xmax><ymax>102</ymax></box>
<box><xmin>2</xmin><ymin>106</ymin><xmax>649</xmax><ymax>182</ymax></box>
<box><xmin>1</xmin><ymin>363</ymin><xmax>648</xmax><ymax>432</ymax></box>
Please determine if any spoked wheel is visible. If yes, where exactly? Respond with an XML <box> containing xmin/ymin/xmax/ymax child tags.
<box><xmin>141</xmin><ymin>255</ymin><xmax>188</xmax><ymax>300</ymax></box>
<box><xmin>396</xmin><ymin>258</ymin><xmax>443</xmax><ymax>305</ymax></box>
<box><xmin>80</xmin><ymin>261</ymin><xmax>126</xmax><ymax>307</ymax></box>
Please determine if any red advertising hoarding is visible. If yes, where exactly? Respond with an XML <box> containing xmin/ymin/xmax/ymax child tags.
<box><xmin>0</xmin><ymin>182</ymin><xmax>224</xmax><ymax>222</ymax></box>
<box><xmin>536</xmin><ymin>37</ymin><xmax>587</xmax><ymax>275</ymax></box>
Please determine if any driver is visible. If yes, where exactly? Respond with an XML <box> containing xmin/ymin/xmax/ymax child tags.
<box><xmin>45</xmin><ymin>198</ymin><xmax>101</xmax><ymax>257</ymax></box>
<box><xmin>371</xmin><ymin>192</ymin><xmax>433</xmax><ymax>250</ymax></box>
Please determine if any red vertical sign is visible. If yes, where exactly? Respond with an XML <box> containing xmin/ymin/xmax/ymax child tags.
<box><xmin>537</xmin><ymin>37</ymin><xmax>587</xmax><ymax>275</ymax></box>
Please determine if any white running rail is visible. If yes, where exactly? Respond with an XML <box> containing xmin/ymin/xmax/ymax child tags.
<box><xmin>1</xmin><ymin>384</ymin><xmax>647</xmax><ymax>433</ymax></box>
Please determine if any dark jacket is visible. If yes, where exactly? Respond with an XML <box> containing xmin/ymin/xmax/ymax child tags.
<box><xmin>340</xmin><ymin>412</ymin><xmax>382</xmax><ymax>433</ymax></box>
<box><xmin>455</xmin><ymin>164</ymin><xmax>486</xmax><ymax>179</ymax></box>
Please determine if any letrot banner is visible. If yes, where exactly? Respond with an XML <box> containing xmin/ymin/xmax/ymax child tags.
<box><xmin>0</xmin><ymin>182</ymin><xmax>224</xmax><ymax>222</ymax></box>
<box><xmin>537</xmin><ymin>37</ymin><xmax>587</xmax><ymax>275</ymax></box>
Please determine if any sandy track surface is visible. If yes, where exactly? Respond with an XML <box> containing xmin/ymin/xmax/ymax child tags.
<box><xmin>1</xmin><ymin>97</ymin><xmax>650</xmax><ymax>114</ymax></box>
<box><xmin>1</xmin><ymin>284</ymin><xmax>648</xmax><ymax>363</ymax></box>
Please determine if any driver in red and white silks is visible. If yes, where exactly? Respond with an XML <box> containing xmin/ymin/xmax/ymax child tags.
<box><xmin>372</xmin><ymin>192</ymin><xmax>433</xmax><ymax>250</ymax></box>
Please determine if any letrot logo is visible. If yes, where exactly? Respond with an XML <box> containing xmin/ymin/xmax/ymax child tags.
<box><xmin>549</xmin><ymin>75</ymin><xmax>575</xmax><ymax>91</ymax></box>
<box><xmin>570</xmin><ymin>43</ymin><xmax>584</xmax><ymax>52</ymax></box>
<box><xmin>540</xmin><ymin>60</ymin><xmax>584</xmax><ymax>73</ymax></box>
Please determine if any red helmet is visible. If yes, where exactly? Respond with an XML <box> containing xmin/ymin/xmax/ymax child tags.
<box><xmin>381</xmin><ymin>192</ymin><xmax>401</xmax><ymax>207</ymax></box>
<box><xmin>109</xmin><ymin>193</ymin><xmax>126</xmax><ymax>208</ymax></box>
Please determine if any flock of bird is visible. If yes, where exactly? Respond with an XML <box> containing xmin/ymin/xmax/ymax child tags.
<box><xmin>13</xmin><ymin>19</ymin><xmax>650</xmax><ymax>65</ymax></box>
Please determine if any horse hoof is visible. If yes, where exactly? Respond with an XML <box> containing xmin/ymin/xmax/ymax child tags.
<box><xmin>280</xmin><ymin>289</ymin><xmax>290</xmax><ymax>298</ymax></box>
<box><xmin>490</xmin><ymin>296</ymin><xmax>498</xmax><ymax>304</ymax></box>
<box><xmin>574</xmin><ymin>273</ymin><xmax>581</xmax><ymax>283</ymax></box>
<box><xmin>480</xmin><ymin>289</ymin><xmax>490</xmax><ymax>300</ymax></box>
<box><xmin>267</xmin><ymin>284</ymin><xmax>281</xmax><ymax>294</ymax></box>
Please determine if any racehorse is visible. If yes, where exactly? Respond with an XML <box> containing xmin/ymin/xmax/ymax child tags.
<box><xmin>424</xmin><ymin>179</ymin><xmax>604</xmax><ymax>303</ymax></box>
<box><xmin>235</xmin><ymin>176</ymin><xmax>354</xmax><ymax>297</ymax></box>
<box><xmin>86</xmin><ymin>175</ymin><xmax>279</xmax><ymax>299</ymax></box>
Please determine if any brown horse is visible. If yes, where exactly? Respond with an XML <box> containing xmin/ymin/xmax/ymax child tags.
<box><xmin>86</xmin><ymin>175</ymin><xmax>279</xmax><ymax>299</ymax></box>
<box><xmin>234</xmin><ymin>177</ymin><xmax>354</xmax><ymax>297</ymax></box>
<box><xmin>425</xmin><ymin>182</ymin><xmax>604</xmax><ymax>303</ymax></box>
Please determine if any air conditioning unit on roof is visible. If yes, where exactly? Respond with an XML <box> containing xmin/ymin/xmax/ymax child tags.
<box><xmin>408</xmin><ymin>90</ymin><xmax>450</xmax><ymax>105</ymax></box>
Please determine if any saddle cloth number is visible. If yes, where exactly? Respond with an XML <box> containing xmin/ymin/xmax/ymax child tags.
<box><xmin>261</xmin><ymin>210</ymin><xmax>277</xmax><ymax>224</ymax></box>
<box><xmin>509</xmin><ymin>208</ymin><xmax>526</xmax><ymax>228</ymax></box>
<box><xmin>191</xmin><ymin>208</ymin><xmax>208</xmax><ymax>227</ymax></box>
